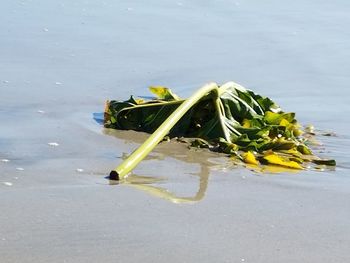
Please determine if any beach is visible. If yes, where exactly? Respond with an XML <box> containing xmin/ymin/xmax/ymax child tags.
<box><xmin>1</xmin><ymin>0</ymin><xmax>350</xmax><ymax>262</ymax></box>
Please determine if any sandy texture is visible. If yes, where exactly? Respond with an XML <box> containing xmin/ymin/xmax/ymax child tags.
<box><xmin>1</xmin><ymin>0</ymin><xmax>350</xmax><ymax>262</ymax></box>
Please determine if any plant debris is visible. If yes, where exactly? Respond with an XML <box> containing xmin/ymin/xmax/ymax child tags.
<box><xmin>104</xmin><ymin>82</ymin><xmax>336</xmax><ymax>179</ymax></box>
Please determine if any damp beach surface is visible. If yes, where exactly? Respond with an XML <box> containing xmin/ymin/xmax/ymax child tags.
<box><xmin>1</xmin><ymin>0</ymin><xmax>350</xmax><ymax>262</ymax></box>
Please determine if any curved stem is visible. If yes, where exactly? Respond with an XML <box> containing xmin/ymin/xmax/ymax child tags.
<box><xmin>110</xmin><ymin>83</ymin><xmax>219</xmax><ymax>180</ymax></box>
<box><xmin>219</xmin><ymin>81</ymin><xmax>258</xmax><ymax>115</ymax></box>
<box><xmin>214</xmin><ymin>97</ymin><xmax>232</xmax><ymax>143</ymax></box>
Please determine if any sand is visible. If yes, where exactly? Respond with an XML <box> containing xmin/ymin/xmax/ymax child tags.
<box><xmin>1</xmin><ymin>0</ymin><xmax>350</xmax><ymax>262</ymax></box>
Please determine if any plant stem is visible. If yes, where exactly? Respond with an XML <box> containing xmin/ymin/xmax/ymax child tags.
<box><xmin>110</xmin><ymin>83</ymin><xmax>219</xmax><ymax>180</ymax></box>
<box><xmin>214</xmin><ymin>97</ymin><xmax>232</xmax><ymax>143</ymax></box>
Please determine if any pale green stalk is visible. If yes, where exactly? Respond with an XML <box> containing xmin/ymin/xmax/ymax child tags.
<box><xmin>110</xmin><ymin>82</ymin><xmax>219</xmax><ymax>180</ymax></box>
<box><xmin>214</xmin><ymin>97</ymin><xmax>232</xmax><ymax>143</ymax></box>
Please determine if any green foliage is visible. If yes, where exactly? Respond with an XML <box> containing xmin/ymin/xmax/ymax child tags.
<box><xmin>105</xmin><ymin>82</ymin><xmax>336</xmax><ymax>179</ymax></box>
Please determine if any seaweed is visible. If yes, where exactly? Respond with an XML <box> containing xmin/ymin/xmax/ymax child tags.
<box><xmin>104</xmin><ymin>82</ymin><xmax>336</xmax><ymax>180</ymax></box>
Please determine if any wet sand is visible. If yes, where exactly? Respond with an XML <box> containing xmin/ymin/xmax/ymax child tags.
<box><xmin>1</xmin><ymin>0</ymin><xmax>350</xmax><ymax>262</ymax></box>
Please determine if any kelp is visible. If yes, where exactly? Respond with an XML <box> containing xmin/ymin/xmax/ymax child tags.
<box><xmin>104</xmin><ymin>82</ymin><xmax>336</xmax><ymax>180</ymax></box>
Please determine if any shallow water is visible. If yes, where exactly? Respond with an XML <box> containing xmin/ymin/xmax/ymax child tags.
<box><xmin>1</xmin><ymin>0</ymin><xmax>350</xmax><ymax>262</ymax></box>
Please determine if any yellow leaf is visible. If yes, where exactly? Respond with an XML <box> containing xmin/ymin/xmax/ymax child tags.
<box><xmin>243</xmin><ymin>151</ymin><xmax>259</xmax><ymax>165</ymax></box>
<box><xmin>134</xmin><ymin>98</ymin><xmax>144</xmax><ymax>104</ymax></box>
<box><xmin>263</xmin><ymin>153</ymin><xmax>303</xmax><ymax>169</ymax></box>
<box><xmin>242</xmin><ymin>119</ymin><xmax>251</xmax><ymax>128</ymax></box>
<box><xmin>293</xmin><ymin>128</ymin><xmax>303</xmax><ymax>137</ymax></box>
<box><xmin>279</xmin><ymin>118</ymin><xmax>290</xmax><ymax>127</ymax></box>
<box><xmin>149</xmin><ymin>86</ymin><xmax>180</xmax><ymax>100</ymax></box>
<box><xmin>261</xmin><ymin>165</ymin><xmax>301</xmax><ymax>174</ymax></box>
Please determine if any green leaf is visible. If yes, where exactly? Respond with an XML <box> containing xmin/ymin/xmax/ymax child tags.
<box><xmin>191</xmin><ymin>138</ymin><xmax>211</xmax><ymax>148</ymax></box>
<box><xmin>264</xmin><ymin>111</ymin><xmax>295</xmax><ymax>125</ymax></box>
<box><xmin>149</xmin><ymin>86</ymin><xmax>180</xmax><ymax>101</ymax></box>
<box><xmin>104</xmin><ymin>81</ymin><xmax>335</xmax><ymax>179</ymax></box>
<box><xmin>312</xmin><ymin>159</ymin><xmax>336</xmax><ymax>166</ymax></box>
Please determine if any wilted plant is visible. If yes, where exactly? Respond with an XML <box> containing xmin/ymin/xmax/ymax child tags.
<box><xmin>104</xmin><ymin>82</ymin><xmax>335</xmax><ymax>180</ymax></box>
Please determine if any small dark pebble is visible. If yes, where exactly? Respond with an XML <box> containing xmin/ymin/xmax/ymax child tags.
<box><xmin>322</xmin><ymin>132</ymin><xmax>336</xmax><ymax>137</ymax></box>
<box><xmin>109</xmin><ymin>170</ymin><xmax>120</xmax><ymax>180</ymax></box>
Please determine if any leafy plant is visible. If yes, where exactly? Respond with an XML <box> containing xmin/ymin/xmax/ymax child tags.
<box><xmin>104</xmin><ymin>82</ymin><xmax>335</xmax><ymax>180</ymax></box>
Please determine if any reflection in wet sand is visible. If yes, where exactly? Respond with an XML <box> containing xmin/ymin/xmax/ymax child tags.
<box><xmin>121</xmin><ymin>166</ymin><xmax>209</xmax><ymax>204</ymax></box>
<box><xmin>103</xmin><ymin>128</ymin><xmax>309</xmax><ymax>203</ymax></box>
<box><xmin>103</xmin><ymin>127</ymin><xmax>337</xmax><ymax>203</ymax></box>
<box><xmin>104</xmin><ymin>128</ymin><xmax>216</xmax><ymax>203</ymax></box>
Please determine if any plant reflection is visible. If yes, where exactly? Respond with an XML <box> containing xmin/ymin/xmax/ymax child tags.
<box><xmin>103</xmin><ymin>128</ymin><xmax>332</xmax><ymax>203</ymax></box>
<box><xmin>118</xmin><ymin>166</ymin><xmax>209</xmax><ymax>204</ymax></box>
<box><xmin>104</xmin><ymin>128</ymin><xmax>212</xmax><ymax>203</ymax></box>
